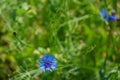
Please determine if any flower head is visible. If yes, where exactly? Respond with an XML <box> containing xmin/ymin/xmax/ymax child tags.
<box><xmin>39</xmin><ymin>54</ymin><xmax>57</xmax><ymax>72</ymax></box>
<box><xmin>100</xmin><ymin>8</ymin><xmax>117</xmax><ymax>21</ymax></box>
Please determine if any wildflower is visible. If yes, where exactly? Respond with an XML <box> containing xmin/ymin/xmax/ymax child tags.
<box><xmin>100</xmin><ymin>8</ymin><xmax>117</xmax><ymax>21</ymax></box>
<box><xmin>39</xmin><ymin>54</ymin><xmax>57</xmax><ymax>72</ymax></box>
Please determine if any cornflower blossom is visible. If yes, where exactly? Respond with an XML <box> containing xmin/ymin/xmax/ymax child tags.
<box><xmin>39</xmin><ymin>54</ymin><xmax>57</xmax><ymax>72</ymax></box>
<box><xmin>100</xmin><ymin>8</ymin><xmax>117</xmax><ymax>21</ymax></box>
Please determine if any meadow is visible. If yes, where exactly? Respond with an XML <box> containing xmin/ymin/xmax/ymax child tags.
<box><xmin>0</xmin><ymin>0</ymin><xmax>120</xmax><ymax>80</ymax></box>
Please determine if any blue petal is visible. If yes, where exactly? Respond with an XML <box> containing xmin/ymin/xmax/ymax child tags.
<box><xmin>51</xmin><ymin>61</ymin><xmax>57</xmax><ymax>69</ymax></box>
<box><xmin>100</xmin><ymin>8</ymin><xmax>107</xmax><ymax>18</ymax></box>
<box><xmin>39</xmin><ymin>64</ymin><xmax>46</xmax><ymax>72</ymax></box>
<box><xmin>48</xmin><ymin>55</ymin><xmax>54</xmax><ymax>62</ymax></box>
<box><xmin>39</xmin><ymin>63</ymin><xmax>44</xmax><ymax>67</ymax></box>
<box><xmin>42</xmin><ymin>54</ymin><xmax>55</xmax><ymax>62</ymax></box>
<box><xmin>40</xmin><ymin>57</ymin><xmax>45</xmax><ymax>62</ymax></box>
<box><xmin>106</xmin><ymin>15</ymin><xmax>117</xmax><ymax>21</ymax></box>
<box><xmin>40</xmin><ymin>54</ymin><xmax>50</xmax><ymax>62</ymax></box>
<box><xmin>46</xmin><ymin>67</ymin><xmax>52</xmax><ymax>71</ymax></box>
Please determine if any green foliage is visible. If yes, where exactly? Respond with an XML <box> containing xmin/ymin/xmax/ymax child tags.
<box><xmin>0</xmin><ymin>0</ymin><xmax>120</xmax><ymax>80</ymax></box>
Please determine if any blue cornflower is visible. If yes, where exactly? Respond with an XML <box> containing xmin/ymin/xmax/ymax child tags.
<box><xmin>100</xmin><ymin>8</ymin><xmax>117</xmax><ymax>21</ymax></box>
<box><xmin>39</xmin><ymin>54</ymin><xmax>57</xmax><ymax>72</ymax></box>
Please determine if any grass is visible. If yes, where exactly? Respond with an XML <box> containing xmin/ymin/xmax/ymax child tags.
<box><xmin>0</xmin><ymin>0</ymin><xmax>120</xmax><ymax>80</ymax></box>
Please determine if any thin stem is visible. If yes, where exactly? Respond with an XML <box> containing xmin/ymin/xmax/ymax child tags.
<box><xmin>100</xmin><ymin>22</ymin><xmax>112</xmax><ymax>80</ymax></box>
<box><xmin>99</xmin><ymin>1</ymin><xmax>112</xmax><ymax>80</ymax></box>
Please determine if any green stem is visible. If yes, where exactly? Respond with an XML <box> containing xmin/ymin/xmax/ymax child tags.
<box><xmin>100</xmin><ymin>22</ymin><xmax>112</xmax><ymax>80</ymax></box>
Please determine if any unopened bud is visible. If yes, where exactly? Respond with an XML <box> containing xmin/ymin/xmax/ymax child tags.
<box><xmin>13</xmin><ymin>31</ymin><xmax>17</xmax><ymax>36</ymax></box>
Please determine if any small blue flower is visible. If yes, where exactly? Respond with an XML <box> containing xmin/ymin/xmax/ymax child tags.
<box><xmin>39</xmin><ymin>54</ymin><xmax>57</xmax><ymax>72</ymax></box>
<box><xmin>100</xmin><ymin>8</ymin><xmax>117</xmax><ymax>21</ymax></box>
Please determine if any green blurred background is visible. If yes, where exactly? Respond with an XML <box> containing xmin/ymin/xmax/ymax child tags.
<box><xmin>0</xmin><ymin>0</ymin><xmax>120</xmax><ymax>80</ymax></box>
